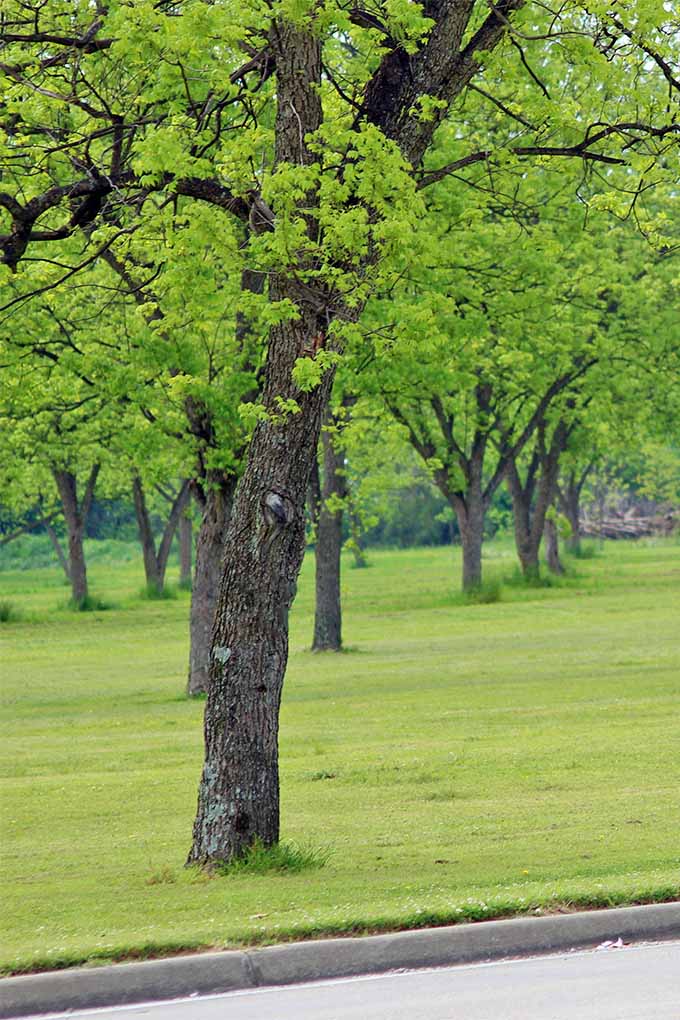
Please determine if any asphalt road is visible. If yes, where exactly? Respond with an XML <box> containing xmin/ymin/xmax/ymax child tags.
<box><xmin>29</xmin><ymin>941</ymin><xmax>680</xmax><ymax>1020</ymax></box>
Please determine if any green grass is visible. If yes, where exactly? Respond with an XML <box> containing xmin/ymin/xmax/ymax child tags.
<box><xmin>216</xmin><ymin>839</ymin><xmax>331</xmax><ymax>877</ymax></box>
<box><xmin>0</xmin><ymin>537</ymin><xmax>679</xmax><ymax>975</ymax></box>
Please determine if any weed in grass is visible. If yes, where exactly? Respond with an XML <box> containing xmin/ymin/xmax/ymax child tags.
<box><xmin>0</xmin><ymin>600</ymin><xmax>20</xmax><ymax>622</ymax></box>
<box><xmin>501</xmin><ymin>566</ymin><xmax>577</xmax><ymax>590</ymax></box>
<box><xmin>309</xmin><ymin>770</ymin><xmax>337</xmax><ymax>781</ymax></box>
<box><xmin>217</xmin><ymin>839</ymin><xmax>331</xmax><ymax>877</ymax></box>
<box><xmin>503</xmin><ymin>568</ymin><xmax>553</xmax><ymax>589</ymax></box>
<box><xmin>139</xmin><ymin>584</ymin><xmax>178</xmax><ymax>601</ymax></box>
<box><xmin>145</xmin><ymin>866</ymin><xmax>177</xmax><ymax>886</ymax></box>
<box><xmin>462</xmin><ymin>578</ymin><xmax>503</xmax><ymax>605</ymax></box>
<box><xmin>423</xmin><ymin>787</ymin><xmax>458</xmax><ymax>802</ymax></box>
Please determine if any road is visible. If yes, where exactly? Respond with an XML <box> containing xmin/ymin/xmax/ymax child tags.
<box><xmin>29</xmin><ymin>941</ymin><xmax>680</xmax><ymax>1020</ymax></box>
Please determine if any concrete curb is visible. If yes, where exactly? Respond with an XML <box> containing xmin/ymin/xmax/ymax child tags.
<box><xmin>1</xmin><ymin>902</ymin><xmax>678</xmax><ymax>1018</ymax></box>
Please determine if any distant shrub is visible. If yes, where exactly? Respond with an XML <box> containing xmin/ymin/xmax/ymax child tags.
<box><xmin>0</xmin><ymin>600</ymin><xmax>20</xmax><ymax>623</ymax></box>
<box><xmin>86</xmin><ymin>540</ymin><xmax>138</xmax><ymax>565</ymax></box>
<box><xmin>571</xmin><ymin>541</ymin><xmax>599</xmax><ymax>560</ymax></box>
<box><xmin>0</xmin><ymin>535</ymin><xmax>59</xmax><ymax>571</ymax></box>
<box><xmin>0</xmin><ymin>535</ymin><xmax>139</xmax><ymax>572</ymax></box>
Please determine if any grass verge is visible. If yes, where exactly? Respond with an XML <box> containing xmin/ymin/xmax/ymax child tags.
<box><xmin>1</xmin><ymin>537</ymin><xmax>679</xmax><ymax>975</ymax></box>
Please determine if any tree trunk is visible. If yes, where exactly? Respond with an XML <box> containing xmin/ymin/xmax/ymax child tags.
<box><xmin>506</xmin><ymin>462</ymin><xmax>541</xmax><ymax>580</ymax></box>
<box><xmin>187</xmin><ymin>475</ymin><xmax>237</xmax><ymax>697</ymax></box>
<box><xmin>561</xmin><ymin>478</ymin><xmax>582</xmax><ymax>553</ymax></box>
<box><xmin>450</xmin><ymin>460</ymin><xmax>485</xmax><ymax>591</ymax></box>
<box><xmin>457</xmin><ymin>501</ymin><xmax>484</xmax><ymax>590</ymax></box>
<box><xmin>132</xmin><ymin>476</ymin><xmax>162</xmax><ymax>592</ymax></box>
<box><xmin>187</xmin><ymin>18</ymin><xmax>327</xmax><ymax>864</ymax></box>
<box><xmin>52</xmin><ymin>465</ymin><xmax>99</xmax><ymax>605</ymax></box>
<box><xmin>45</xmin><ymin>521</ymin><xmax>71</xmax><ymax>582</ymax></box>
<box><xmin>557</xmin><ymin>465</ymin><xmax>592</xmax><ymax>554</ymax></box>
<box><xmin>187</xmin><ymin>366</ymin><xmax>333</xmax><ymax>863</ymax></box>
<box><xmin>544</xmin><ymin>515</ymin><xmax>564</xmax><ymax>574</ymax></box>
<box><xmin>506</xmin><ymin>422</ymin><xmax>568</xmax><ymax>581</ymax></box>
<box><xmin>179</xmin><ymin>513</ymin><xmax>193</xmax><ymax>588</ymax></box>
<box><xmin>133</xmin><ymin>477</ymin><xmax>191</xmax><ymax>593</ymax></box>
<box><xmin>312</xmin><ymin>418</ymin><xmax>346</xmax><ymax>652</ymax></box>
<box><xmin>156</xmin><ymin>480</ymin><xmax>191</xmax><ymax>588</ymax></box>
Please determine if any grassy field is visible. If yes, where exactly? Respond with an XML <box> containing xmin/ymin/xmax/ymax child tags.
<box><xmin>1</xmin><ymin>537</ymin><xmax>679</xmax><ymax>975</ymax></box>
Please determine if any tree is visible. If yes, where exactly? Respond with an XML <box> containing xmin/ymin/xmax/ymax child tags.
<box><xmin>311</xmin><ymin>405</ymin><xmax>348</xmax><ymax>652</ymax></box>
<box><xmin>363</xmin><ymin>170</ymin><xmax>611</xmax><ymax>589</ymax></box>
<box><xmin>131</xmin><ymin>476</ymin><xmax>191</xmax><ymax>595</ymax></box>
<box><xmin>2</xmin><ymin>1</ymin><xmax>678</xmax><ymax>865</ymax></box>
<box><xmin>0</xmin><ymin>300</ymin><xmax>117</xmax><ymax>604</ymax></box>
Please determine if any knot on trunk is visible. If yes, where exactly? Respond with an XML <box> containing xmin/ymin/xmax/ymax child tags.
<box><xmin>213</xmin><ymin>645</ymin><xmax>232</xmax><ymax>665</ymax></box>
<box><xmin>262</xmin><ymin>491</ymin><xmax>294</xmax><ymax>528</ymax></box>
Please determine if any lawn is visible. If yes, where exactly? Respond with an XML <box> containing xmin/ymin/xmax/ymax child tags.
<box><xmin>0</xmin><ymin>537</ymin><xmax>678</xmax><ymax>975</ymax></box>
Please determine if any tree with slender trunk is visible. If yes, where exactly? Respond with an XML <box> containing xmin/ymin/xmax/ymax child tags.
<box><xmin>179</xmin><ymin>512</ymin><xmax>193</xmax><ymax>589</ymax></box>
<box><xmin>312</xmin><ymin>412</ymin><xmax>348</xmax><ymax>652</ymax></box>
<box><xmin>51</xmin><ymin>465</ymin><xmax>100</xmax><ymax>606</ymax></box>
<box><xmin>131</xmin><ymin>476</ymin><xmax>191</xmax><ymax>594</ymax></box>
<box><xmin>505</xmin><ymin>421</ymin><xmax>570</xmax><ymax>580</ymax></box>
<box><xmin>386</xmin><ymin>372</ymin><xmax>580</xmax><ymax>591</ymax></box>
<box><xmin>44</xmin><ymin>519</ymin><xmax>71</xmax><ymax>582</ymax></box>
<box><xmin>543</xmin><ymin>510</ymin><xmax>565</xmax><ymax>575</ymax></box>
<box><xmin>557</xmin><ymin>465</ymin><xmax>594</xmax><ymax>554</ymax></box>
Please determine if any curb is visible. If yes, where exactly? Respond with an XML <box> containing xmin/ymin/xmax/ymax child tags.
<box><xmin>1</xmin><ymin>902</ymin><xmax>679</xmax><ymax>1018</ymax></box>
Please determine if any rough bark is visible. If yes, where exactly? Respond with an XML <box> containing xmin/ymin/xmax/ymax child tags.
<box><xmin>363</xmin><ymin>0</ymin><xmax>524</xmax><ymax>167</ymax></box>
<box><xmin>544</xmin><ymin>515</ymin><xmax>564</xmax><ymax>574</ymax></box>
<box><xmin>312</xmin><ymin>417</ymin><xmax>347</xmax><ymax>652</ymax></box>
<box><xmin>52</xmin><ymin>464</ymin><xmax>99</xmax><ymax>605</ymax></box>
<box><xmin>179</xmin><ymin>513</ymin><xmax>193</xmax><ymax>588</ymax></box>
<box><xmin>187</xmin><ymin>475</ymin><xmax>237</xmax><ymax>697</ymax></box>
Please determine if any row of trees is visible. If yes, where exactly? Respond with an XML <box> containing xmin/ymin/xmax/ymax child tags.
<box><xmin>1</xmin><ymin>0</ymin><xmax>679</xmax><ymax>864</ymax></box>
